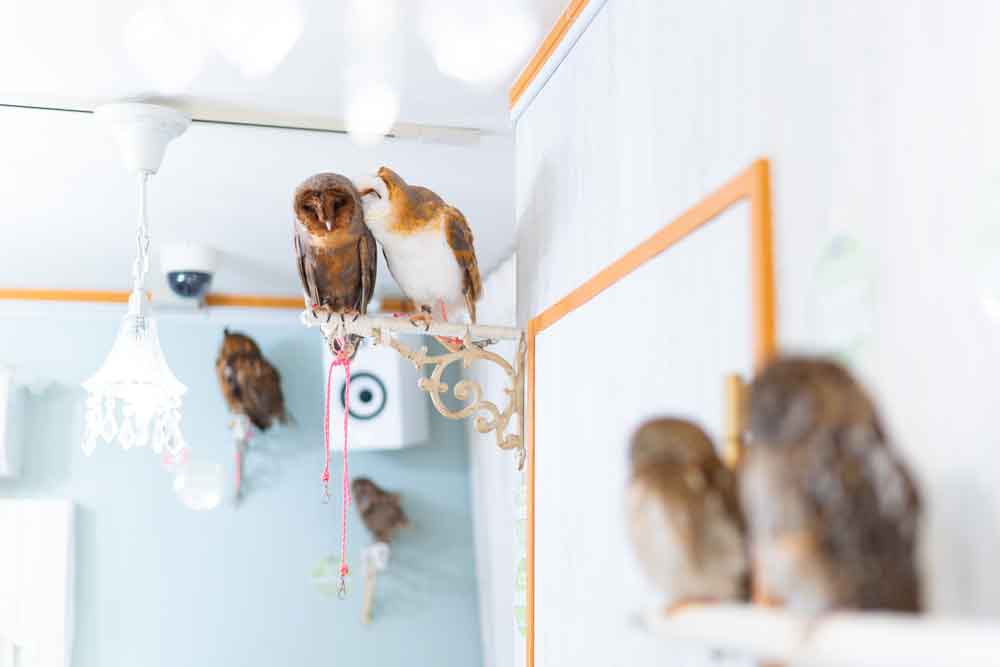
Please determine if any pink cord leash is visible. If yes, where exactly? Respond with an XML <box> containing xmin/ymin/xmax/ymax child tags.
<box><xmin>323</xmin><ymin>338</ymin><xmax>352</xmax><ymax>598</ymax></box>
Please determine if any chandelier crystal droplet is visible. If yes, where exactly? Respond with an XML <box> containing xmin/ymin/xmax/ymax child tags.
<box><xmin>81</xmin><ymin>171</ymin><xmax>187</xmax><ymax>457</ymax></box>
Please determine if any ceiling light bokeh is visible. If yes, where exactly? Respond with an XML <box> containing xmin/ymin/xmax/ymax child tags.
<box><xmin>165</xmin><ymin>0</ymin><xmax>304</xmax><ymax>80</ymax></box>
<box><xmin>421</xmin><ymin>1</ymin><xmax>540</xmax><ymax>85</ymax></box>
<box><xmin>212</xmin><ymin>0</ymin><xmax>304</xmax><ymax>79</ymax></box>
<box><xmin>345</xmin><ymin>81</ymin><xmax>400</xmax><ymax>147</ymax></box>
<box><xmin>346</xmin><ymin>0</ymin><xmax>398</xmax><ymax>44</ymax></box>
<box><xmin>124</xmin><ymin>3</ymin><xmax>206</xmax><ymax>94</ymax></box>
<box><xmin>0</xmin><ymin>0</ymin><xmax>112</xmax><ymax>97</ymax></box>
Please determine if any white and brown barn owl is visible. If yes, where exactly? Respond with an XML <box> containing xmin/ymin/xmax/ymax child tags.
<box><xmin>355</xmin><ymin>167</ymin><xmax>481</xmax><ymax>326</ymax></box>
<box><xmin>627</xmin><ymin>418</ymin><xmax>748</xmax><ymax>609</ymax></box>
<box><xmin>742</xmin><ymin>357</ymin><xmax>922</xmax><ymax>613</ymax></box>
<box><xmin>293</xmin><ymin>173</ymin><xmax>377</xmax><ymax>357</ymax></box>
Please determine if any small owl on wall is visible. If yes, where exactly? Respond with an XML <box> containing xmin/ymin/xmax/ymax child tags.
<box><xmin>627</xmin><ymin>418</ymin><xmax>748</xmax><ymax>609</ymax></box>
<box><xmin>293</xmin><ymin>173</ymin><xmax>377</xmax><ymax>358</ymax></box>
<box><xmin>355</xmin><ymin>167</ymin><xmax>482</xmax><ymax>326</ymax></box>
<box><xmin>352</xmin><ymin>477</ymin><xmax>409</xmax><ymax>544</ymax></box>
<box><xmin>741</xmin><ymin>356</ymin><xmax>922</xmax><ymax>613</ymax></box>
<box><xmin>215</xmin><ymin>329</ymin><xmax>288</xmax><ymax>431</ymax></box>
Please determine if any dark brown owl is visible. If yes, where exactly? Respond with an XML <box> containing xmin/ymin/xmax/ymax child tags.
<box><xmin>628</xmin><ymin>419</ymin><xmax>748</xmax><ymax>608</ymax></box>
<box><xmin>352</xmin><ymin>477</ymin><xmax>409</xmax><ymax>544</ymax></box>
<box><xmin>293</xmin><ymin>173</ymin><xmax>377</xmax><ymax>356</ymax></box>
<box><xmin>215</xmin><ymin>329</ymin><xmax>288</xmax><ymax>431</ymax></box>
<box><xmin>742</xmin><ymin>356</ymin><xmax>922</xmax><ymax>613</ymax></box>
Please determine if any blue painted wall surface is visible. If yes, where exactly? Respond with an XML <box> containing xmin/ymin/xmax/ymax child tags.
<box><xmin>0</xmin><ymin>310</ymin><xmax>482</xmax><ymax>667</ymax></box>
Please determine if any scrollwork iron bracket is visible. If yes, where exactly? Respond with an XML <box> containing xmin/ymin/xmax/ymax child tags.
<box><xmin>302</xmin><ymin>311</ymin><xmax>527</xmax><ymax>469</ymax></box>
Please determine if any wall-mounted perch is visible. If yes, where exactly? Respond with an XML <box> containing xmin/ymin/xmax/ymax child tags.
<box><xmin>301</xmin><ymin>312</ymin><xmax>526</xmax><ymax>469</ymax></box>
<box><xmin>640</xmin><ymin>603</ymin><xmax>1000</xmax><ymax>667</ymax></box>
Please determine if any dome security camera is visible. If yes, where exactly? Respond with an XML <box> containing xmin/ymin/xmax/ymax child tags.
<box><xmin>161</xmin><ymin>244</ymin><xmax>218</xmax><ymax>301</ymax></box>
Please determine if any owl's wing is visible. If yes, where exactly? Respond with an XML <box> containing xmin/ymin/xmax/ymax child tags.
<box><xmin>216</xmin><ymin>356</ymin><xmax>241</xmax><ymax>414</ymax></box>
<box><xmin>358</xmin><ymin>229</ymin><xmax>377</xmax><ymax>314</ymax></box>
<box><xmin>293</xmin><ymin>222</ymin><xmax>320</xmax><ymax>308</ymax></box>
<box><xmin>444</xmin><ymin>207</ymin><xmax>482</xmax><ymax>323</ymax></box>
<box><xmin>230</xmin><ymin>354</ymin><xmax>287</xmax><ymax>431</ymax></box>
<box><xmin>795</xmin><ymin>422</ymin><xmax>921</xmax><ymax>610</ymax></box>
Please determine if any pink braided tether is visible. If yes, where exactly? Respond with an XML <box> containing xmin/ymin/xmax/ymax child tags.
<box><xmin>323</xmin><ymin>338</ymin><xmax>352</xmax><ymax>597</ymax></box>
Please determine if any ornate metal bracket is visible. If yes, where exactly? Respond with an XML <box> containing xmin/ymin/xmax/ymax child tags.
<box><xmin>301</xmin><ymin>311</ymin><xmax>527</xmax><ymax>470</ymax></box>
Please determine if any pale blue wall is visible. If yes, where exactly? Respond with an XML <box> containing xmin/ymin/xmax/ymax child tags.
<box><xmin>0</xmin><ymin>310</ymin><xmax>482</xmax><ymax>667</ymax></box>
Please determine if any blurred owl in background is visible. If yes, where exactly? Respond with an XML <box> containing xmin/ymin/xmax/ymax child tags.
<box><xmin>215</xmin><ymin>329</ymin><xmax>288</xmax><ymax>431</ymax></box>
<box><xmin>352</xmin><ymin>477</ymin><xmax>409</xmax><ymax>544</ymax></box>
<box><xmin>742</xmin><ymin>357</ymin><xmax>922</xmax><ymax>613</ymax></box>
<box><xmin>627</xmin><ymin>418</ymin><xmax>748</xmax><ymax>608</ymax></box>
<box><xmin>293</xmin><ymin>173</ymin><xmax>377</xmax><ymax>358</ymax></box>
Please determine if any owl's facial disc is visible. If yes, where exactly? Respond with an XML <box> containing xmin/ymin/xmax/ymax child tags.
<box><xmin>318</xmin><ymin>189</ymin><xmax>353</xmax><ymax>231</ymax></box>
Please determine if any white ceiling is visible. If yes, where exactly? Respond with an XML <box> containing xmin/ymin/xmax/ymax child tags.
<box><xmin>0</xmin><ymin>0</ymin><xmax>567</xmax><ymax>131</ymax></box>
<box><xmin>0</xmin><ymin>0</ymin><xmax>567</xmax><ymax>302</ymax></box>
<box><xmin>0</xmin><ymin>105</ymin><xmax>515</xmax><ymax>299</ymax></box>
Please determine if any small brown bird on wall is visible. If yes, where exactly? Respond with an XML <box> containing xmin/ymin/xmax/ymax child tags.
<box><xmin>293</xmin><ymin>173</ymin><xmax>377</xmax><ymax>356</ymax></box>
<box><xmin>742</xmin><ymin>357</ymin><xmax>922</xmax><ymax>613</ymax></box>
<box><xmin>352</xmin><ymin>477</ymin><xmax>409</xmax><ymax>544</ymax></box>
<box><xmin>627</xmin><ymin>418</ymin><xmax>748</xmax><ymax>609</ymax></box>
<box><xmin>355</xmin><ymin>166</ymin><xmax>481</xmax><ymax>325</ymax></box>
<box><xmin>215</xmin><ymin>329</ymin><xmax>288</xmax><ymax>431</ymax></box>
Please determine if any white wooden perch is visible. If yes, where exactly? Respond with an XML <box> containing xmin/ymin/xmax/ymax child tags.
<box><xmin>298</xmin><ymin>311</ymin><xmax>522</xmax><ymax>342</ymax></box>
<box><xmin>300</xmin><ymin>311</ymin><xmax>527</xmax><ymax>469</ymax></box>
<box><xmin>640</xmin><ymin>603</ymin><xmax>1000</xmax><ymax>666</ymax></box>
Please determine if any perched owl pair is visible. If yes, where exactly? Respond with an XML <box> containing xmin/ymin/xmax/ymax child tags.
<box><xmin>292</xmin><ymin>168</ymin><xmax>482</xmax><ymax>354</ymax></box>
<box><xmin>628</xmin><ymin>357</ymin><xmax>922</xmax><ymax>615</ymax></box>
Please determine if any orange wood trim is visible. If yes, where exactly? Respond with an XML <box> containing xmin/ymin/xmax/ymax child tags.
<box><xmin>525</xmin><ymin>159</ymin><xmax>777</xmax><ymax>667</ymax></box>
<box><xmin>376</xmin><ymin>297</ymin><xmax>416</xmax><ymax>314</ymax></box>
<box><xmin>508</xmin><ymin>0</ymin><xmax>591</xmax><ymax>110</ymax></box>
<box><xmin>531</xmin><ymin>161</ymin><xmax>768</xmax><ymax>337</ymax></box>
<box><xmin>749</xmin><ymin>159</ymin><xmax>778</xmax><ymax>368</ymax></box>
<box><xmin>0</xmin><ymin>289</ymin><xmax>131</xmax><ymax>304</ymax></box>
<box><xmin>0</xmin><ymin>289</ymin><xmax>307</xmax><ymax>310</ymax></box>
<box><xmin>203</xmin><ymin>293</ymin><xmax>303</xmax><ymax>309</ymax></box>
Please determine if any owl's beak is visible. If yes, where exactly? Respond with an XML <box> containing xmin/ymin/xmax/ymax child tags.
<box><xmin>324</xmin><ymin>219</ymin><xmax>333</xmax><ymax>231</ymax></box>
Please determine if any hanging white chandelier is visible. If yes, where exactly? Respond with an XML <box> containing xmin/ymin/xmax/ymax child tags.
<box><xmin>82</xmin><ymin>103</ymin><xmax>191</xmax><ymax>458</ymax></box>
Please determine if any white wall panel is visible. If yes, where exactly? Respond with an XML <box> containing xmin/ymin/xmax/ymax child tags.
<box><xmin>517</xmin><ymin>0</ymin><xmax>1000</xmax><ymax>663</ymax></box>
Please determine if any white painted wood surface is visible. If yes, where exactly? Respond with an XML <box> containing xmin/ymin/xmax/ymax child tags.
<box><xmin>0</xmin><ymin>500</ymin><xmax>75</xmax><ymax>667</ymax></box>
<box><xmin>530</xmin><ymin>207</ymin><xmax>752</xmax><ymax>667</ymax></box>
<box><xmin>0</xmin><ymin>369</ymin><xmax>23</xmax><ymax>478</ymax></box>
<box><xmin>643</xmin><ymin>604</ymin><xmax>1000</xmax><ymax>667</ymax></box>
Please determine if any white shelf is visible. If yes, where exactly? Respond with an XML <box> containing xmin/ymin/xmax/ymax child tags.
<box><xmin>642</xmin><ymin>603</ymin><xmax>1000</xmax><ymax>666</ymax></box>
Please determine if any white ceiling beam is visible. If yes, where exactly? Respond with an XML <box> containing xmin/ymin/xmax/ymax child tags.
<box><xmin>0</xmin><ymin>95</ymin><xmax>485</xmax><ymax>145</ymax></box>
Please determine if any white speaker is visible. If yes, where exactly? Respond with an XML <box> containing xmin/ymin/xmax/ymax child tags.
<box><xmin>323</xmin><ymin>342</ymin><xmax>429</xmax><ymax>450</ymax></box>
<box><xmin>0</xmin><ymin>367</ymin><xmax>24</xmax><ymax>477</ymax></box>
